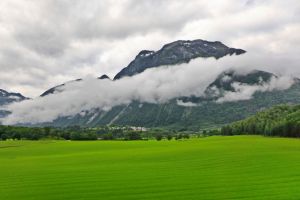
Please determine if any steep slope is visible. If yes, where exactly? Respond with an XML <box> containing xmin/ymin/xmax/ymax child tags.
<box><xmin>40</xmin><ymin>78</ymin><xmax>82</xmax><ymax>97</ymax></box>
<box><xmin>114</xmin><ymin>39</ymin><xmax>246</xmax><ymax>80</ymax></box>
<box><xmin>41</xmin><ymin>74</ymin><xmax>110</xmax><ymax>97</ymax></box>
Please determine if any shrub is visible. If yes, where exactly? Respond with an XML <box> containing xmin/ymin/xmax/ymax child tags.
<box><xmin>167</xmin><ymin>134</ymin><xmax>173</xmax><ymax>140</ymax></box>
<box><xmin>125</xmin><ymin>131</ymin><xmax>142</xmax><ymax>140</ymax></box>
<box><xmin>175</xmin><ymin>134</ymin><xmax>183</xmax><ymax>140</ymax></box>
<box><xmin>155</xmin><ymin>134</ymin><xmax>163</xmax><ymax>141</ymax></box>
<box><xmin>1</xmin><ymin>134</ymin><xmax>8</xmax><ymax>141</ymax></box>
<box><xmin>101</xmin><ymin>133</ymin><xmax>114</xmax><ymax>140</ymax></box>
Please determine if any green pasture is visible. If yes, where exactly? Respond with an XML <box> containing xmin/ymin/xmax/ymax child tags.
<box><xmin>1</xmin><ymin>136</ymin><xmax>300</xmax><ymax>200</ymax></box>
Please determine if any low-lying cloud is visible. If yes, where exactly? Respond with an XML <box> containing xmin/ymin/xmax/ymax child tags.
<box><xmin>216</xmin><ymin>76</ymin><xmax>295</xmax><ymax>103</ymax></box>
<box><xmin>1</xmin><ymin>52</ymin><xmax>297</xmax><ymax>125</ymax></box>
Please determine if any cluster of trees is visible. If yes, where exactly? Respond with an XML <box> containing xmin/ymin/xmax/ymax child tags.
<box><xmin>99</xmin><ymin>129</ymin><xmax>193</xmax><ymax>141</ymax></box>
<box><xmin>153</xmin><ymin>133</ymin><xmax>191</xmax><ymax>141</ymax></box>
<box><xmin>0</xmin><ymin>125</ymin><xmax>144</xmax><ymax>141</ymax></box>
<box><xmin>202</xmin><ymin>129</ymin><xmax>221</xmax><ymax>136</ymax></box>
<box><xmin>0</xmin><ymin>126</ymin><xmax>98</xmax><ymax>141</ymax></box>
<box><xmin>0</xmin><ymin>125</ymin><xmax>198</xmax><ymax>141</ymax></box>
<box><xmin>101</xmin><ymin>131</ymin><xmax>143</xmax><ymax>140</ymax></box>
<box><xmin>221</xmin><ymin>104</ymin><xmax>300</xmax><ymax>137</ymax></box>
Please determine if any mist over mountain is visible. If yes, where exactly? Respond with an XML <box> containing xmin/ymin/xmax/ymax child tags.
<box><xmin>40</xmin><ymin>39</ymin><xmax>245</xmax><ymax>97</ymax></box>
<box><xmin>0</xmin><ymin>89</ymin><xmax>27</xmax><ymax>105</ymax></box>
<box><xmin>205</xmin><ymin>70</ymin><xmax>276</xmax><ymax>95</ymax></box>
<box><xmin>1</xmin><ymin>39</ymin><xmax>298</xmax><ymax>128</ymax></box>
<box><xmin>31</xmin><ymin>69</ymin><xmax>300</xmax><ymax>129</ymax></box>
<box><xmin>1</xmin><ymin>0</ymin><xmax>299</xmax><ymax>99</ymax></box>
<box><xmin>0</xmin><ymin>89</ymin><xmax>28</xmax><ymax>118</ymax></box>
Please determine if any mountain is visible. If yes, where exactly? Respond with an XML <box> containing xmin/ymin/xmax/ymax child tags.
<box><xmin>0</xmin><ymin>89</ymin><xmax>28</xmax><ymax>118</ymax></box>
<box><xmin>40</xmin><ymin>39</ymin><xmax>246</xmax><ymax>97</ymax></box>
<box><xmin>113</xmin><ymin>39</ymin><xmax>246</xmax><ymax>80</ymax></box>
<box><xmin>40</xmin><ymin>69</ymin><xmax>300</xmax><ymax>130</ymax></box>
<box><xmin>13</xmin><ymin>39</ymin><xmax>300</xmax><ymax>129</ymax></box>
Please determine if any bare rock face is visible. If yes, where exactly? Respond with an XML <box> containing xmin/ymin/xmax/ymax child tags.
<box><xmin>113</xmin><ymin>39</ymin><xmax>246</xmax><ymax>80</ymax></box>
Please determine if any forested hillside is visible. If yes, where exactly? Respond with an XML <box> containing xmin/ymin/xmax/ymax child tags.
<box><xmin>221</xmin><ymin>104</ymin><xmax>300</xmax><ymax>137</ymax></box>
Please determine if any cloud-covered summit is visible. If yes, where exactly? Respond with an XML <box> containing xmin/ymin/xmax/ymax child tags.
<box><xmin>1</xmin><ymin>51</ymin><xmax>296</xmax><ymax>125</ymax></box>
<box><xmin>0</xmin><ymin>0</ymin><xmax>299</xmax><ymax>97</ymax></box>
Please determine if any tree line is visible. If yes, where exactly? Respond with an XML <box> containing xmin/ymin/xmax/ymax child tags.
<box><xmin>0</xmin><ymin>125</ymin><xmax>198</xmax><ymax>141</ymax></box>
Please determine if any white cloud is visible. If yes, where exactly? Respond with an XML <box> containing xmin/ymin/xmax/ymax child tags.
<box><xmin>0</xmin><ymin>0</ymin><xmax>299</xmax><ymax>98</ymax></box>
<box><xmin>1</xmin><ymin>52</ymin><xmax>297</xmax><ymax>125</ymax></box>
<box><xmin>176</xmin><ymin>100</ymin><xmax>198</xmax><ymax>107</ymax></box>
<box><xmin>216</xmin><ymin>76</ymin><xmax>295</xmax><ymax>103</ymax></box>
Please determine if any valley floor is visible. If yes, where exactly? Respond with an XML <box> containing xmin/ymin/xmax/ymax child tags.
<box><xmin>1</xmin><ymin>136</ymin><xmax>300</xmax><ymax>200</ymax></box>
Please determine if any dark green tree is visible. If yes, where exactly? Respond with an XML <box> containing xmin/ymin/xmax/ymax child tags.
<box><xmin>155</xmin><ymin>134</ymin><xmax>163</xmax><ymax>141</ymax></box>
<box><xmin>166</xmin><ymin>134</ymin><xmax>173</xmax><ymax>140</ymax></box>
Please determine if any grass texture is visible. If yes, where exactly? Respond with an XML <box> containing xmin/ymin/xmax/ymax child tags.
<box><xmin>1</xmin><ymin>136</ymin><xmax>300</xmax><ymax>200</ymax></box>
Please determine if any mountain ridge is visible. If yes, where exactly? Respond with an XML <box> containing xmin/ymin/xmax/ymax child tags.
<box><xmin>40</xmin><ymin>39</ymin><xmax>246</xmax><ymax>97</ymax></box>
<box><xmin>3</xmin><ymin>39</ymin><xmax>299</xmax><ymax>130</ymax></box>
<box><xmin>114</xmin><ymin>39</ymin><xmax>246</xmax><ymax>80</ymax></box>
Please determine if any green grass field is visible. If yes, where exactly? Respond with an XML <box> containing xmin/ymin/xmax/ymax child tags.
<box><xmin>1</xmin><ymin>136</ymin><xmax>300</xmax><ymax>200</ymax></box>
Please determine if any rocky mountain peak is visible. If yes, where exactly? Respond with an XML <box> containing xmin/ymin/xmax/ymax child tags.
<box><xmin>98</xmin><ymin>74</ymin><xmax>111</xmax><ymax>80</ymax></box>
<box><xmin>113</xmin><ymin>39</ymin><xmax>246</xmax><ymax>80</ymax></box>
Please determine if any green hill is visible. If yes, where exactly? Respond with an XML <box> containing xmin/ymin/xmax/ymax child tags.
<box><xmin>221</xmin><ymin>104</ymin><xmax>300</xmax><ymax>137</ymax></box>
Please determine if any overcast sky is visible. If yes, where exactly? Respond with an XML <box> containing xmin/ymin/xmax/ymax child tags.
<box><xmin>0</xmin><ymin>0</ymin><xmax>299</xmax><ymax>97</ymax></box>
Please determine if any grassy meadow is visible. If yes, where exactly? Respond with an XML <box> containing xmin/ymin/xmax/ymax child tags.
<box><xmin>1</xmin><ymin>136</ymin><xmax>300</xmax><ymax>200</ymax></box>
